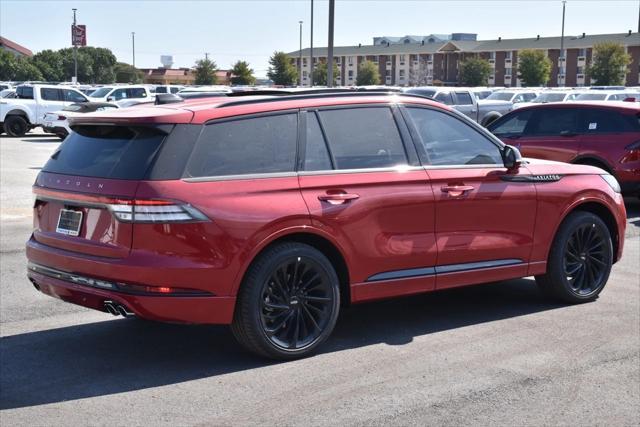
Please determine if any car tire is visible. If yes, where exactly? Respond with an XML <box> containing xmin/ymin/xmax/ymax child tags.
<box><xmin>535</xmin><ymin>211</ymin><xmax>613</xmax><ymax>304</ymax></box>
<box><xmin>4</xmin><ymin>115</ymin><xmax>28</xmax><ymax>137</ymax></box>
<box><xmin>231</xmin><ymin>242</ymin><xmax>340</xmax><ymax>360</ymax></box>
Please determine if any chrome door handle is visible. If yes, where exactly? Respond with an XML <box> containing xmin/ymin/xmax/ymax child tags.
<box><xmin>441</xmin><ymin>185</ymin><xmax>474</xmax><ymax>197</ymax></box>
<box><xmin>318</xmin><ymin>193</ymin><xmax>360</xmax><ymax>205</ymax></box>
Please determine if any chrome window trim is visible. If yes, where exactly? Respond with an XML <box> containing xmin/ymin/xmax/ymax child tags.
<box><xmin>183</xmin><ymin>172</ymin><xmax>298</xmax><ymax>183</ymax></box>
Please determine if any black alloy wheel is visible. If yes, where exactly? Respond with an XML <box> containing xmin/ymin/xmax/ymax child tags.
<box><xmin>563</xmin><ymin>222</ymin><xmax>609</xmax><ymax>295</ymax></box>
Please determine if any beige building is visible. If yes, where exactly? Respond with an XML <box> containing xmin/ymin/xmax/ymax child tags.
<box><xmin>288</xmin><ymin>32</ymin><xmax>640</xmax><ymax>87</ymax></box>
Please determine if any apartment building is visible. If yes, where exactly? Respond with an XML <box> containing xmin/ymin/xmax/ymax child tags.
<box><xmin>288</xmin><ymin>32</ymin><xmax>640</xmax><ymax>87</ymax></box>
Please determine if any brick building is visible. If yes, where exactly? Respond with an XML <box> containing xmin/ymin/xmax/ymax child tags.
<box><xmin>287</xmin><ymin>32</ymin><xmax>640</xmax><ymax>87</ymax></box>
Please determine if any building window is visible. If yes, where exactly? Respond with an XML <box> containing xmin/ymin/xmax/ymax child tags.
<box><xmin>348</xmin><ymin>56</ymin><xmax>354</xmax><ymax>65</ymax></box>
<box><xmin>505</xmin><ymin>67</ymin><xmax>512</xmax><ymax>76</ymax></box>
<box><xmin>426</xmin><ymin>54</ymin><xmax>433</xmax><ymax>61</ymax></box>
<box><xmin>386</xmin><ymin>69</ymin><xmax>391</xmax><ymax>77</ymax></box>
<box><xmin>399</xmin><ymin>54</ymin><xmax>406</xmax><ymax>63</ymax></box>
<box><xmin>578</xmin><ymin>48</ymin><xmax>586</xmax><ymax>58</ymax></box>
<box><xmin>303</xmin><ymin>71</ymin><xmax>308</xmax><ymax>78</ymax></box>
<box><xmin>303</xmin><ymin>58</ymin><xmax>307</xmax><ymax>66</ymax></box>
<box><xmin>489</xmin><ymin>52</ymin><xmax>496</xmax><ymax>60</ymax></box>
<box><xmin>348</xmin><ymin>70</ymin><xmax>354</xmax><ymax>78</ymax></box>
<box><xmin>399</xmin><ymin>70</ymin><xmax>405</xmax><ymax>77</ymax></box>
<box><xmin>577</xmin><ymin>66</ymin><xmax>585</xmax><ymax>75</ymax></box>
<box><xmin>505</xmin><ymin>51</ymin><xmax>512</xmax><ymax>60</ymax></box>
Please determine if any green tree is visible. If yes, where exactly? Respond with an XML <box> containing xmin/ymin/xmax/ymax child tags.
<box><xmin>114</xmin><ymin>62</ymin><xmax>143</xmax><ymax>83</ymax></box>
<box><xmin>588</xmin><ymin>42</ymin><xmax>632</xmax><ymax>86</ymax></box>
<box><xmin>267</xmin><ymin>51</ymin><xmax>297</xmax><ymax>86</ymax></box>
<box><xmin>517</xmin><ymin>49</ymin><xmax>551</xmax><ymax>86</ymax></box>
<box><xmin>356</xmin><ymin>60</ymin><xmax>380</xmax><ymax>85</ymax></box>
<box><xmin>312</xmin><ymin>61</ymin><xmax>340</xmax><ymax>86</ymax></box>
<box><xmin>0</xmin><ymin>50</ymin><xmax>43</xmax><ymax>81</ymax></box>
<box><xmin>230</xmin><ymin>60</ymin><xmax>256</xmax><ymax>85</ymax></box>
<box><xmin>56</xmin><ymin>47</ymin><xmax>117</xmax><ymax>83</ymax></box>
<box><xmin>194</xmin><ymin>57</ymin><xmax>218</xmax><ymax>85</ymax></box>
<box><xmin>31</xmin><ymin>49</ymin><xmax>65</xmax><ymax>81</ymax></box>
<box><xmin>459</xmin><ymin>57</ymin><xmax>492</xmax><ymax>86</ymax></box>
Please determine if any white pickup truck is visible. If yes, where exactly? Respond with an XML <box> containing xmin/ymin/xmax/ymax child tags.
<box><xmin>0</xmin><ymin>84</ymin><xmax>89</xmax><ymax>136</ymax></box>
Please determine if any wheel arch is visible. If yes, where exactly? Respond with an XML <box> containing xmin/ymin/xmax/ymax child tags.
<box><xmin>572</xmin><ymin>155</ymin><xmax>613</xmax><ymax>174</ymax></box>
<box><xmin>5</xmin><ymin>108</ymin><xmax>31</xmax><ymax>122</ymax></box>
<box><xmin>480</xmin><ymin>111</ymin><xmax>502</xmax><ymax>127</ymax></box>
<box><xmin>234</xmin><ymin>229</ymin><xmax>352</xmax><ymax>306</ymax></box>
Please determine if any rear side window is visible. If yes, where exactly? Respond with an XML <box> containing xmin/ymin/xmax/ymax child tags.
<box><xmin>434</xmin><ymin>92</ymin><xmax>454</xmax><ymax>105</ymax></box>
<box><xmin>185</xmin><ymin>113</ymin><xmax>297</xmax><ymax>177</ymax></box>
<box><xmin>407</xmin><ymin>107</ymin><xmax>503</xmax><ymax>166</ymax></box>
<box><xmin>304</xmin><ymin>113</ymin><xmax>332</xmax><ymax>171</ymax></box>
<box><xmin>41</xmin><ymin>88</ymin><xmax>62</xmax><ymax>101</ymax></box>
<box><xmin>318</xmin><ymin>107</ymin><xmax>407</xmax><ymax>169</ymax></box>
<box><xmin>489</xmin><ymin>110</ymin><xmax>533</xmax><ymax>136</ymax></box>
<box><xmin>155</xmin><ymin>87</ymin><xmax>168</xmax><ymax>94</ymax></box>
<box><xmin>526</xmin><ymin>108</ymin><xmax>578</xmax><ymax>136</ymax></box>
<box><xmin>42</xmin><ymin>126</ymin><xmax>166</xmax><ymax>180</ymax></box>
<box><xmin>455</xmin><ymin>92</ymin><xmax>474</xmax><ymax>105</ymax></box>
<box><xmin>16</xmin><ymin>86</ymin><xmax>34</xmax><ymax>99</ymax></box>
<box><xmin>579</xmin><ymin>109</ymin><xmax>638</xmax><ymax>133</ymax></box>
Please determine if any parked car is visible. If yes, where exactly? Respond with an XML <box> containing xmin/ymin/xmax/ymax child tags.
<box><xmin>0</xmin><ymin>84</ymin><xmax>88</xmax><ymax>136</ymax></box>
<box><xmin>513</xmin><ymin>90</ymin><xmax>584</xmax><ymax>109</ymax></box>
<box><xmin>0</xmin><ymin>89</ymin><xmax>16</xmax><ymax>99</ymax></box>
<box><xmin>404</xmin><ymin>87</ymin><xmax>512</xmax><ymax>126</ymax></box>
<box><xmin>487</xmin><ymin>101</ymin><xmax>640</xmax><ymax>196</ymax></box>
<box><xmin>154</xmin><ymin>85</ymin><xmax>185</xmax><ymax>94</ymax></box>
<box><xmin>574</xmin><ymin>91</ymin><xmax>639</xmax><ymax>102</ymax></box>
<box><xmin>88</xmin><ymin>85</ymin><xmax>152</xmax><ymax>105</ymax></box>
<box><xmin>176</xmin><ymin>85</ymin><xmax>232</xmax><ymax>99</ymax></box>
<box><xmin>27</xmin><ymin>92</ymin><xmax>626</xmax><ymax>359</ymax></box>
<box><xmin>43</xmin><ymin>102</ymin><xmax>119</xmax><ymax>139</ymax></box>
<box><xmin>486</xmin><ymin>89</ymin><xmax>539</xmax><ymax>104</ymax></box>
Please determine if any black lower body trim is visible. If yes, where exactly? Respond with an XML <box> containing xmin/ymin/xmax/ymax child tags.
<box><xmin>366</xmin><ymin>259</ymin><xmax>523</xmax><ymax>282</ymax></box>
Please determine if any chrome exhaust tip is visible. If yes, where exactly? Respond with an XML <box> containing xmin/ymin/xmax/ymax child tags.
<box><xmin>116</xmin><ymin>304</ymin><xmax>135</xmax><ymax>317</ymax></box>
<box><xmin>104</xmin><ymin>301</ymin><xmax>119</xmax><ymax>316</ymax></box>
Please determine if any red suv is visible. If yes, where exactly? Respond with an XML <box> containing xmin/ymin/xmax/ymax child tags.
<box><xmin>27</xmin><ymin>93</ymin><xmax>626</xmax><ymax>359</ymax></box>
<box><xmin>487</xmin><ymin>101</ymin><xmax>640</xmax><ymax>197</ymax></box>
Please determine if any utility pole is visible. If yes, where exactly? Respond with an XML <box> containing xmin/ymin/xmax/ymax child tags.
<box><xmin>560</xmin><ymin>0</ymin><xmax>566</xmax><ymax>87</ymax></box>
<box><xmin>327</xmin><ymin>0</ymin><xmax>335</xmax><ymax>87</ymax></box>
<box><xmin>310</xmin><ymin>0</ymin><xmax>314</xmax><ymax>87</ymax></box>
<box><xmin>72</xmin><ymin>8</ymin><xmax>78</xmax><ymax>84</ymax></box>
<box><xmin>299</xmin><ymin>21</ymin><xmax>303</xmax><ymax>86</ymax></box>
<box><xmin>131</xmin><ymin>32</ymin><xmax>136</xmax><ymax>68</ymax></box>
<box><xmin>205</xmin><ymin>52</ymin><xmax>209</xmax><ymax>61</ymax></box>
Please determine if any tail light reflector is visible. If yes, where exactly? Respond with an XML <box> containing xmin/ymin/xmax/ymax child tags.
<box><xmin>621</xmin><ymin>141</ymin><xmax>640</xmax><ymax>164</ymax></box>
<box><xmin>108</xmin><ymin>199</ymin><xmax>209</xmax><ymax>223</ymax></box>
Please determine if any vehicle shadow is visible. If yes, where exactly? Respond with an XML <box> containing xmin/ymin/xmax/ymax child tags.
<box><xmin>0</xmin><ymin>278</ymin><xmax>563</xmax><ymax>410</ymax></box>
<box><xmin>24</xmin><ymin>138</ymin><xmax>61</xmax><ymax>143</ymax></box>
<box><xmin>625</xmin><ymin>197</ymin><xmax>639</xmax><ymax>228</ymax></box>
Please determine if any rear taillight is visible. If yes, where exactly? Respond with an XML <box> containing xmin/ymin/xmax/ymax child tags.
<box><xmin>621</xmin><ymin>141</ymin><xmax>640</xmax><ymax>164</ymax></box>
<box><xmin>57</xmin><ymin>115</ymin><xmax>66</xmax><ymax>120</ymax></box>
<box><xmin>107</xmin><ymin>199</ymin><xmax>209</xmax><ymax>223</ymax></box>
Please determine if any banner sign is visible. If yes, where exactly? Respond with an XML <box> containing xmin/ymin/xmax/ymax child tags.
<box><xmin>72</xmin><ymin>25</ymin><xmax>87</xmax><ymax>46</ymax></box>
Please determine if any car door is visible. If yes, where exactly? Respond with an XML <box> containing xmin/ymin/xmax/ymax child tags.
<box><xmin>453</xmin><ymin>91</ymin><xmax>477</xmax><ymax>121</ymax></box>
<box><xmin>297</xmin><ymin>106</ymin><xmax>438</xmax><ymax>303</ymax></box>
<box><xmin>511</xmin><ymin>107</ymin><xmax>581</xmax><ymax>163</ymax></box>
<box><xmin>38</xmin><ymin>88</ymin><xmax>66</xmax><ymax>122</ymax></box>
<box><xmin>402</xmin><ymin>106</ymin><xmax>537</xmax><ymax>290</ymax></box>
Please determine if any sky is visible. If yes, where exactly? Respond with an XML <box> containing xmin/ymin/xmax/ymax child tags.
<box><xmin>1</xmin><ymin>0</ymin><xmax>638</xmax><ymax>77</ymax></box>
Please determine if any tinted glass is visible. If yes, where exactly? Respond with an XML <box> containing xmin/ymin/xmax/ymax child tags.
<box><xmin>318</xmin><ymin>107</ymin><xmax>407</xmax><ymax>169</ymax></box>
<box><xmin>489</xmin><ymin>110</ymin><xmax>533</xmax><ymax>136</ymax></box>
<box><xmin>128</xmin><ymin>88</ymin><xmax>146</xmax><ymax>98</ymax></box>
<box><xmin>90</xmin><ymin>87</ymin><xmax>112</xmax><ymax>98</ymax></box>
<box><xmin>112</xmin><ymin>89</ymin><xmax>127</xmax><ymax>100</ymax></box>
<box><xmin>304</xmin><ymin>113</ymin><xmax>332</xmax><ymax>171</ymax></box>
<box><xmin>434</xmin><ymin>92</ymin><xmax>454</xmax><ymax>105</ymax></box>
<box><xmin>487</xmin><ymin>92</ymin><xmax>515</xmax><ymax>101</ymax></box>
<box><xmin>41</xmin><ymin>88</ymin><xmax>61</xmax><ymax>101</ymax></box>
<box><xmin>155</xmin><ymin>87</ymin><xmax>168</xmax><ymax>94</ymax></box>
<box><xmin>42</xmin><ymin>126</ymin><xmax>166</xmax><ymax>179</ymax></box>
<box><xmin>576</xmin><ymin>93</ymin><xmax>607</xmax><ymax>101</ymax></box>
<box><xmin>170</xmin><ymin>87</ymin><xmax>180</xmax><ymax>94</ymax></box>
<box><xmin>406</xmin><ymin>88</ymin><xmax>437</xmax><ymax>98</ymax></box>
<box><xmin>526</xmin><ymin>108</ymin><xmax>578</xmax><ymax>135</ymax></box>
<box><xmin>455</xmin><ymin>92</ymin><xmax>474</xmax><ymax>105</ymax></box>
<box><xmin>17</xmin><ymin>86</ymin><xmax>34</xmax><ymax>99</ymax></box>
<box><xmin>64</xmin><ymin>89</ymin><xmax>87</xmax><ymax>103</ymax></box>
<box><xmin>579</xmin><ymin>109</ymin><xmax>637</xmax><ymax>133</ymax></box>
<box><xmin>185</xmin><ymin>113</ymin><xmax>297</xmax><ymax>177</ymax></box>
<box><xmin>532</xmin><ymin>93</ymin><xmax>567</xmax><ymax>103</ymax></box>
<box><xmin>407</xmin><ymin>108</ymin><xmax>503</xmax><ymax>166</ymax></box>
<box><xmin>522</xmin><ymin>93</ymin><xmax>537</xmax><ymax>102</ymax></box>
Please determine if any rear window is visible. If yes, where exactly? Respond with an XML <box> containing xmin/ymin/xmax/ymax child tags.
<box><xmin>42</xmin><ymin>126</ymin><xmax>166</xmax><ymax>180</ymax></box>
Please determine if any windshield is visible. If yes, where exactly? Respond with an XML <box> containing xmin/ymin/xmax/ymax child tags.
<box><xmin>486</xmin><ymin>92</ymin><xmax>515</xmax><ymax>101</ymax></box>
<box><xmin>576</xmin><ymin>93</ymin><xmax>607</xmax><ymax>101</ymax></box>
<box><xmin>405</xmin><ymin>88</ymin><xmax>437</xmax><ymax>97</ymax></box>
<box><xmin>532</xmin><ymin>93</ymin><xmax>567</xmax><ymax>103</ymax></box>
<box><xmin>89</xmin><ymin>87</ymin><xmax>113</xmax><ymax>98</ymax></box>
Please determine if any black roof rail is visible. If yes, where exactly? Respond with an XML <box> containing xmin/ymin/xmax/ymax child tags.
<box><xmin>217</xmin><ymin>89</ymin><xmax>433</xmax><ymax>109</ymax></box>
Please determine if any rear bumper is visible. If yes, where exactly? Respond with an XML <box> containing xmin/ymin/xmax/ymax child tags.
<box><xmin>42</xmin><ymin>125</ymin><xmax>68</xmax><ymax>137</ymax></box>
<box><xmin>26</xmin><ymin>237</ymin><xmax>236</xmax><ymax>324</ymax></box>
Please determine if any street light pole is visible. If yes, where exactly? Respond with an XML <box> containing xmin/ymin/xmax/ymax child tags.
<box><xmin>327</xmin><ymin>0</ymin><xmax>335</xmax><ymax>87</ymax></box>
<box><xmin>72</xmin><ymin>8</ymin><xmax>78</xmax><ymax>84</ymax></box>
<box><xmin>132</xmin><ymin>32</ymin><xmax>136</xmax><ymax>68</ymax></box>
<box><xmin>299</xmin><ymin>21</ymin><xmax>303</xmax><ymax>86</ymax></box>
<box><xmin>310</xmin><ymin>0</ymin><xmax>314</xmax><ymax>87</ymax></box>
<box><xmin>560</xmin><ymin>0</ymin><xmax>566</xmax><ymax>87</ymax></box>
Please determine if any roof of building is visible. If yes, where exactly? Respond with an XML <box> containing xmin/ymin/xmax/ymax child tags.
<box><xmin>0</xmin><ymin>36</ymin><xmax>33</xmax><ymax>56</ymax></box>
<box><xmin>288</xmin><ymin>32</ymin><xmax>640</xmax><ymax>57</ymax></box>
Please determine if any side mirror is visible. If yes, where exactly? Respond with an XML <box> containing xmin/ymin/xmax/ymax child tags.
<box><xmin>502</xmin><ymin>144</ymin><xmax>523</xmax><ymax>170</ymax></box>
<box><xmin>106</xmin><ymin>96</ymin><xmax>115</xmax><ymax>102</ymax></box>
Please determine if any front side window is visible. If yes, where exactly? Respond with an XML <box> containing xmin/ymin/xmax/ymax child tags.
<box><xmin>185</xmin><ymin>113</ymin><xmax>297</xmax><ymax>178</ymax></box>
<box><xmin>17</xmin><ymin>86</ymin><xmax>34</xmax><ymax>99</ymax></box>
<box><xmin>434</xmin><ymin>92</ymin><xmax>454</xmax><ymax>105</ymax></box>
<box><xmin>41</xmin><ymin>88</ymin><xmax>62</xmax><ymax>101</ymax></box>
<box><xmin>406</xmin><ymin>107</ymin><xmax>503</xmax><ymax>166</ymax></box>
<box><xmin>526</xmin><ymin>108</ymin><xmax>578</xmax><ymax>136</ymax></box>
<box><xmin>64</xmin><ymin>89</ymin><xmax>87</xmax><ymax>103</ymax></box>
<box><xmin>111</xmin><ymin>89</ymin><xmax>128</xmax><ymax>100</ymax></box>
<box><xmin>488</xmin><ymin>110</ymin><xmax>533</xmax><ymax>137</ymax></box>
<box><xmin>318</xmin><ymin>107</ymin><xmax>407</xmax><ymax>170</ymax></box>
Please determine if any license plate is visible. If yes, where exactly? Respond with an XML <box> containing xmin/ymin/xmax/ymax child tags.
<box><xmin>56</xmin><ymin>209</ymin><xmax>83</xmax><ymax>236</ymax></box>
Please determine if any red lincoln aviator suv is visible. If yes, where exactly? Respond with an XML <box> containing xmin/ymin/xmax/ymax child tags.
<box><xmin>27</xmin><ymin>92</ymin><xmax>626</xmax><ymax>359</ymax></box>
<box><xmin>487</xmin><ymin>101</ymin><xmax>640</xmax><ymax>197</ymax></box>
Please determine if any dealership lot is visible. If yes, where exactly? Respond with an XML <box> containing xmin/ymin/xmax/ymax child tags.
<box><xmin>1</xmin><ymin>133</ymin><xmax>638</xmax><ymax>425</ymax></box>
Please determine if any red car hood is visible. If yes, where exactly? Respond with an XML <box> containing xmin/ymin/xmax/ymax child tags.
<box><xmin>523</xmin><ymin>157</ymin><xmax>607</xmax><ymax>176</ymax></box>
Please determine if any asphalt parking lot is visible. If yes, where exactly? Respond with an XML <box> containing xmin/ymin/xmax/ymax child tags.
<box><xmin>1</xmin><ymin>132</ymin><xmax>638</xmax><ymax>426</ymax></box>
